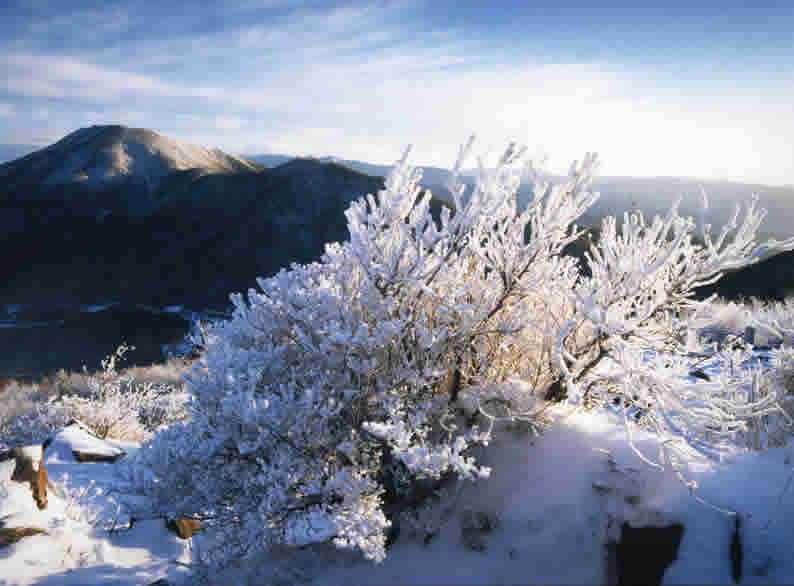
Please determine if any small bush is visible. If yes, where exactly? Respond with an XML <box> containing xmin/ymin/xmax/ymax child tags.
<box><xmin>1</xmin><ymin>345</ymin><xmax>189</xmax><ymax>448</ymax></box>
<box><xmin>55</xmin><ymin>344</ymin><xmax>186</xmax><ymax>441</ymax></box>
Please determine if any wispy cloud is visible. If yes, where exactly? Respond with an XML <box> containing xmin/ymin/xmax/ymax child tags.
<box><xmin>3</xmin><ymin>53</ymin><xmax>178</xmax><ymax>101</ymax></box>
<box><xmin>1</xmin><ymin>0</ymin><xmax>792</xmax><ymax>184</ymax></box>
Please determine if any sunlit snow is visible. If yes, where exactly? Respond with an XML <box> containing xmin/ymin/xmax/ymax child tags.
<box><xmin>2</xmin><ymin>359</ymin><xmax>793</xmax><ymax>585</ymax></box>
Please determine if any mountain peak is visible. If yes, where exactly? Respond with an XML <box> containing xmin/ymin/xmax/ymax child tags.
<box><xmin>0</xmin><ymin>124</ymin><xmax>261</xmax><ymax>193</ymax></box>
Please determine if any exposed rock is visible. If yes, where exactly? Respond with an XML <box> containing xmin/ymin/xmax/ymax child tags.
<box><xmin>166</xmin><ymin>518</ymin><xmax>202</xmax><ymax>539</ymax></box>
<box><xmin>423</xmin><ymin>529</ymin><xmax>439</xmax><ymax>545</ymax></box>
<box><xmin>592</xmin><ymin>452</ymin><xmax>684</xmax><ymax>585</ymax></box>
<box><xmin>731</xmin><ymin>516</ymin><xmax>743</xmax><ymax>584</ymax></box>
<box><xmin>613</xmin><ymin>522</ymin><xmax>684</xmax><ymax>586</ymax></box>
<box><xmin>147</xmin><ymin>580</ymin><xmax>170</xmax><ymax>586</ymax></box>
<box><xmin>72</xmin><ymin>450</ymin><xmax>125</xmax><ymax>463</ymax></box>
<box><xmin>9</xmin><ymin>446</ymin><xmax>48</xmax><ymax>509</ymax></box>
<box><xmin>605</xmin><ymin>541</ymin><xmax>619</xmax><ymax>586</ymax></box>
<box><xmin>689</xmin><ymin>368</ymin><xmax>711</xmax><ymax>381</ymax></box>
<box><xmin>0</xmin><ymin>526</ymin><xmax>45</xmax><ymax>547</ymax></box>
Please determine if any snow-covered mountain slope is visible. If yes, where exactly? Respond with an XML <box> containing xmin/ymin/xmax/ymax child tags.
<box><xmin>0</xmin><ymin>125</ymin><xmax>261</xmax><ymax>194</ymax></box>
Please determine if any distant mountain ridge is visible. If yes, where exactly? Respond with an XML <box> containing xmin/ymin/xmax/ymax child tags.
<box><xmin>251</xmin><ymin>151</ymin><xmax>794</xmax><ymax>301</ymax></box>
<box><xmin>3</xmin><ymin>127</ymin><xmax>793</xmax><ymax>313</ymax></box>
<box><xmin>250</xmin><ymin>152</ymin><xmax>794</xmax><ymax>242</ymax></box>
<box><xmin>0</xmin><ymin>126</ymin><xmax>391</xmax><ymax>312</ymax></box>
<box><xmin>2</xmin><ymin>126</ymin><xmax>793</xmax><ymax>377</ymax></box>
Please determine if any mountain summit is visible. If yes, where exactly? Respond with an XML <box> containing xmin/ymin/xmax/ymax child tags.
<box><xmin>0</xmin><ymin>125</ymin><xmax>260</xmax><ymax>195</ymax></box>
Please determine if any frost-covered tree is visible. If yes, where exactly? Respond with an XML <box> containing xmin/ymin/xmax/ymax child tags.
<box><xmin>125</xmin><ymin>135</ymin><xmax>794</xmax><ymax>568</ymax></box>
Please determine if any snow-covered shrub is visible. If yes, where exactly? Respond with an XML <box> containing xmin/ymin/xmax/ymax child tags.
<box><xmin>612</xmin><ymin>295</ymin><xmax>794</xmax><ymax>452</ymax></box>
<box><xmin>55</xmin><ymin>344</ymin><xmax>187</xmax><ymax>441</ymax></box>
<box><xmin>678</xmin><ymin>296</ymin><xmax>794</xmax><ymax>350</ymax></box>
<box><xmin>125</xmin><ymin>138</ymin><xmax>598</xmax><ymax>566</ymax></box>
<box><xmin>772</xmin><ymin>346</ymin><xmax>794</xmax><ymax>397</ymax></box>
<box><xmin>685</xmin><ymin>299</ymin><xmax>751</xmax><ymax>348</ymax></box>
<box><xmin>745</xmin><ymin>297</ymin><xmax>794</xmax><ymax>346</ymax></box>
<box><xmin>0</xmin><ymin>396</ymin><xmax>72</xmax><ymax>449</ymax></box>
<box><xmin>137</xmin><ymin>387</ymin><xmax>191</xmax><ymax>432</ymax></box>
<box><xmin>55</xmin><ymin>475</ymin><xmax>117</xmax><ymax>527</ymax></box>
<box><xmin>555</xmin><ymin>190</ymin><xmax>794</xmax><ymax>469</ymax></box>
<box><xmin>126</xmin><ymin>135</ymin><xmax>794</xmax><ymax>570</ymax></box>
<box><xmin>750</xmin><ymin>345</ymin><xmax>794</xmax><ymax>448</ymax></box>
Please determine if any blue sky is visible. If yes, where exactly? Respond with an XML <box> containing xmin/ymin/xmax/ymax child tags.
<box><xmin>1</xmin><ymin>0</ymin><xmax>792</xmax><ymax>184</ymax></box>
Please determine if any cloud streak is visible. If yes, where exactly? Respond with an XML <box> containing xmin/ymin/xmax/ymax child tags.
<box><xmin>1</xmin><ymin>0</ymin><xmax>792</xmax><ymax>185</ymax></box>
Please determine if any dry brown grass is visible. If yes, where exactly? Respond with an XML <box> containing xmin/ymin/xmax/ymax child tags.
<box><xmin>3</xmin><ymin>355</ymin><xmax>195</xmax><ymax>403</ymax></box>
<box><xmin>1</xmin><ymin>355</ymin><xmax>196</xmax><ymax>441</ymax></box>
<box><xmin>119</xmin><ymin>356</ymin><xmax>197</xmax><ymax>388</ymax></box>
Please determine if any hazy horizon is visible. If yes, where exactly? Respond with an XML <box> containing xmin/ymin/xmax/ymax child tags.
<box><xmin>3</xmin><ymin>130</ymin><xmax>794</xmax><ymax>191</ymax></box>
<box><xmin>2</xmin><ymin>1</ymin><xmax>792</xmax><ymax>185</ymax></box>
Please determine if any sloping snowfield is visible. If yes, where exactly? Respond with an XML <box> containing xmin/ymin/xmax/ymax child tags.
<box><xmin>2</xmin><ymin>395</ymin><xmax>793</xmax><ymax>585</ymax></box>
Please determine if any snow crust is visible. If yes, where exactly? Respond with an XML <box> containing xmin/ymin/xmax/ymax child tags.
<box><xmin>1</xmin><ymin>423</ymin><xmax>190</xmax><ymax>586</ymax></box>
<box><xmin>278</xmin><ymin>407</ymin><xmax>794</xmax><ymax>586</ymax></box>
<box><xmin>46</xmin><ymin>421</ymin><xmax>128</xmax><ymax>464</ymax></box>
<box><xmin>1</xmin><ymin>402</ymin><xmax>793</xmax><ymax>585</ymax></box>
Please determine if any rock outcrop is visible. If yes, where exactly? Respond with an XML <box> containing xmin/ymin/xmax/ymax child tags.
<box><xmin>0</xmin><ymin>526</ymin><xmax>45</xmax><ymax>548</ymax></box>
<box><xmin>4</xmin><ymin>445</ymin><xmax>48</xmax><ymax>509</ymax></box>
<box><xmin>72</xmin><ymin>450</ymin><xmax>125</xmax><ymax>463</ymax></box>
<box><xmin>166</xmin><ymin>518</ymin><xmax>202</xmax><ymax>539</ymax></box>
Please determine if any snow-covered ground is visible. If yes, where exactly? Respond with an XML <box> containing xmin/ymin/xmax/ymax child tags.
<box><xmin>2</xmin><ymin>385</ymin><xmax>793</xmax><ymax>585</ymax></box>
<box><xmin>0</xmin><ymin>422</ymin><xmax>194</xmax><ymax>585</ymax></box>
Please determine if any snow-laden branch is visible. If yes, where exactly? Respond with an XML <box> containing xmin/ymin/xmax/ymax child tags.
<box><xmin>555</xmin><ymin>187</ymin><xmax>794</xmax><ymax>471</ymax></box>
